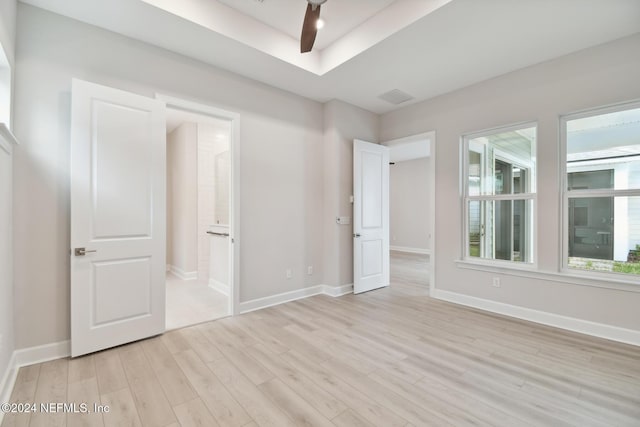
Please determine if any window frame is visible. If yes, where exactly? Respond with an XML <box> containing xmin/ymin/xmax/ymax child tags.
<box><xmin>461</xmin><ymin>121</ymin><xmax>538</xmax><ymax>267</ymax></box>
<box><xmin>560</xmin><ymin>100</ymin><xmax>640</xmax><ymax>283</ymax></box>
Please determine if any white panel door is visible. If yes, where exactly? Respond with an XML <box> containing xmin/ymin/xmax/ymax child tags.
<box><xmin>353</xmin><ymin>140</ymin><xmax>389</xmax><ymax>294</ymax></box>
<box><xmin>70</xmin><ymin>79</ymin><xmax>166</xmax><ymax>357</ymax></box>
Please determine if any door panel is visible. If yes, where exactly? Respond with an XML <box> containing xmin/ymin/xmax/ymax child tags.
<box><xmin>71</xmin><ymin>79</ymin><xmax>166</xmax><ymax>357</ymax></box>
<box><xmin>361</xmin><ymin>151</ymin><xmax>383</xmax><ymax>229</ymax></box>
<box><xmin>361</xmin><ymin>240</ymin><xmax>383</xmax><ymax>277</ymax></box>
<box><xmin>353</xmin><ymin>140</ymin><xmax>389</xmax><ymax>294</ymax></box>
<box><xmin>93</xmin><ymin>257</ymin><xmax>152</xmax><ymax>325</ymax></box>
<box><xmin>93</xmin><ymin>101</ymin><xmax>153</xmax><ymax>239</ymax></box>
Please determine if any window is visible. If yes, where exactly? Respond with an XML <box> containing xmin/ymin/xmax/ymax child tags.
<box><xmin>463</xmin><ymin>124</ymin><xmax>536</xmax><ymax>263</ymax></box>
<box><xmin>0</xmin><ymin>45</ymin><xmax>11</xmax><ymax>126</ymax></box>
<box><xmin>563</xmin><ymin>104</ymin><xmax>640</xmax><ymax>277</ymax></box>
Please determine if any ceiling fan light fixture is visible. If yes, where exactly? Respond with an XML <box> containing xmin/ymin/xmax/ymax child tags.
<box><xmin>300</xmin><ymin>0</ymin><xmax>325</xmax><ymax>53</ymax></box>
<box><xmin>316</xmin><ymin>18</ymin><xmax>325</xmax><ymax>30</ymax></box>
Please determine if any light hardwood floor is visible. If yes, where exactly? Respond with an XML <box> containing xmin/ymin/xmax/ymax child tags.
<box><xmin>3</xmin><ymin>252</ymin><xmax>640</xmax><ymax>427</ymax></box>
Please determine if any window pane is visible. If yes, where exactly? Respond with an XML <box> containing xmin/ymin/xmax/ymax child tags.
<box><xmin>568</xmin><ymin>170</ymin><xmax>613</xmax><ymax>190</ymax></box>
<box><xmin>467</xmin><ymin>126</ymin><xmax>536</xmax><ymax>196</ymax></box>
<box><xmin>568</xmin><ymin>196</ymin><xmax>640</xmax><ymax>276</ymax></box>
<box><xmin>468</xmin><ymin>199</ymin><xmax>532</xmax><ymax>263</ymax></box>
<box><xmin>468</xmin><ymin>151</ymin><xmax>481</xmax><ymax>196</ymax></box>
<box><xmin>512</xmin><ymin>166</ymin><xmax>527</xmax><ymax>194</ymax></box>
<box><xmin>469</xmin><ymin>200</ymin><xmax>484</xmax><ymax>257</ymax></box>
<box><xmin>567</xmin><ymin>107</ymin><xmax>640</xmax><ymax>190</ymax></box>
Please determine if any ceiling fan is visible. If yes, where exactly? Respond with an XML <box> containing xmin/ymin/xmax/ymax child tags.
<box><xmin>300</xmin><ymin>0</ymin><xmax>327</xmax><ymax>53</ymax></box>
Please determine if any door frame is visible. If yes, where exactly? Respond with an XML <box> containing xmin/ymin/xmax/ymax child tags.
<box><xmin>382</xmin><ymin>131</ymin><xmax>436</xmax><ymax>296</ymax></box>
<box><xmin>157</xmin><ymin>94</ymin><xmax>241</xmax><ymax>316</ymax></box>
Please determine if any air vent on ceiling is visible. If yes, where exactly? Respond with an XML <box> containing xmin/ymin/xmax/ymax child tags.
<box><xmin>378</xmin><ymin>89</ymin><xmax>414</xmax><ymax>105</ymax></box>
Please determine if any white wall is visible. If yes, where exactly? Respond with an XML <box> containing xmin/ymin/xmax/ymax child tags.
<box><xmin>390</xmin><ymin>157</ymin><xmax>430</xmax><ymax>251</ymax></box>
<box><xmin>0</xmin><ymin>134</ymin><xmax>15</xmax><ymax>405</ymax></box>
<box><xmin>167</xmin><ymin>122</ymin><xmax>198</xmax><ymax>275</ymax></box>
<box><xmin>381</xmin><ymin>33</ymin><xmax>640</xmax><ymax>331</ymax></box>
<box><xmin>197</xmin><ymin>124</ymin><xmax>214</xmax><ymax>282</ymax></box>
<box><xmin>0</xmin><ymin>0</ymin><xmax>16</xmax><ymax>406</ymax></box>
<box><xmin>197</xmin><ymin>122</ymin><xmax>230</xmax><ymax>281</ymax></box>
<box><xmin>13</xmin><ymin>4</ymin><xmax>325</xmax><ymax>349</ymax></box>
<box><xmin>323</xmin><ymin>100</ymin><xmax>379</xmax><ymax>287</ymax></box>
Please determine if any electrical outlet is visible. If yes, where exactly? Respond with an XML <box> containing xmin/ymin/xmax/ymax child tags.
<box><xmin>307</xmin><ymin>266</ymin><xmax>313</xmax><ymax>275</ymax></box>
<box><xmin>286</xmin><ymin>269</ymin><xmax>292</xmax><ymax>279</ymax></box>
<box><xmin>492</xmin><ymin>277</ymin><xmax>501</xmax><ymax>288</ymax></box>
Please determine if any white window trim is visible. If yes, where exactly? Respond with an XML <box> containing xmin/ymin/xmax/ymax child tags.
<box><xmin>461</xmin><ymin>121</ymin><xmax>538</xmax><ymax>267</ymax></box>
<box><xmin>560</xmin><ymin>100</ymin><xmax>640</xmax><ymax>286</ymax></box>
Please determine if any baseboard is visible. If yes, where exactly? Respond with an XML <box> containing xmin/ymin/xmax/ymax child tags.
<box><xmin>239</xmin><ymin>286</ymin><xmax>324</xmax><ymax>314</ymax></box>
<box><xmin>432</xmin><ymin>289</ymin><xmax>640</xmax><ymax>347</ymax></box>
<box><xmin>322</xmin><ymin>283</ymin><xmax>354</xmax><ymax>297</ymax></box>
<box><xmin>390</xmin><ymin>246</ymin><xmax>431</xmax><ymax>255</ymax></box>
<box><xmin>167</xmin><ymin>265</ymin><xmax>198</xmax><ymax>281</ymax></box>
<box><xmin>239</xmin><ymin>283</ymin><xmax>354</xmax><ymax>314</ymax></box>
<box><xmin>14</xmin><ymin>340</ymin><xmax>71</xmax><ymax>367</ymax></box>
<box><xmin>0</xmin><ymin>340</ymin><xmax>70</xmax><ymax>423</ymax></box>
<box><xmin>0</xmin><ymin>352</ymin><xmax>17</xmax><ymax>420</ymax></box>
<box><xmin>208</xmin><ymin>279</ymin><xmax>230</xmax><ymax>296</ymax></box>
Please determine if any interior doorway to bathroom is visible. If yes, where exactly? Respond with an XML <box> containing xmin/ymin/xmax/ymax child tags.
<box><xmin>164</xmin><ymin>105</ymin><xmax>234</xmax><ymax>330</ymax></box>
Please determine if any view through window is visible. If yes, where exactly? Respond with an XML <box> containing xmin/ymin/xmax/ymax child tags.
<box><xmin>565</xmin><ymin>105</ymin><xmax>640</xmax><ymax>276</ymax></box>
<box><xmin>465</xmin><ymin>125</ymin><xmax>536</xmax><ymax>263</ymax></box>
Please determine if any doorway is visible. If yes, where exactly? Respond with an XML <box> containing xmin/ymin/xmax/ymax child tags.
<box><xmin>384</xmin><ymin>133</ymin><xmax>434</xmax><ymax>291</ymax></box>
<box><xmin>162</xmin><ymin>97</ymin><xmax>239</xmax><ymax>330</ymax></box>
<box><xmin>69</xmin><ymin>80</ymin><xmax>241</xmax><ymax>356</ymax></box>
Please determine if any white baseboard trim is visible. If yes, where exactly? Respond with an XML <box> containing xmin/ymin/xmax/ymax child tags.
<box><xmin>432</xmin><ymin>289</ymin><xmax>640</xmax><ymax>347</ymax></box>
<box><xmin>209</xmin><ymin>279</ymin><xmax>230</xmax><ymax>296</ymax></box>
<box><xmin>14</xmin><ymin>340</ymin><xmax>71</xmax><ymax>367</ymax></box>
<box><xmin>390</xmin><ymin>246</ymin><xmax>431</xmax><ymax>255</ymax></box>
<box><xmin>167</xmin><ymin>265</ymin><xmax>198</xmax><ymax>281</ymax></box>
<box><xmin>239</xmin><ymin>283</ymin><xmax>353</xmax><ymax>314</ymax></box>
<box><xmin>0</xmin><ymin>352</ymin><xmax>17</xmax><ymax>419</ymax></box>
<box><xmin>239</xmin><ymin>286</ymin><xmax>324</xmax><ymax>314</ymax></box>
<box><xmin>0</xmin><ymin>340</ymin><xmax>71</xmax><ymax>423</ymax></box>
<box><xmin>322</xmin><ymin>283</ymin><xmax>354</xmax><ymax>297</ymax></box>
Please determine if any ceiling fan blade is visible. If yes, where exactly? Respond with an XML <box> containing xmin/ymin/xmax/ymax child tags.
<box><xmin>300</xmin><ymin>3</ymin><xmax>321</xmax><ymax>53</ymax></box>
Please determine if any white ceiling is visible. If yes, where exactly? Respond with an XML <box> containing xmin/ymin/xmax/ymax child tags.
<box><xmin>20</xmin><ymin>0</ymin><xmax>640</xmax><ymax>114</ymax></box>
<box><xmin>215</xmin><ymin>0</ymin><xmax>398</xmax><ymax>51</ymax></box>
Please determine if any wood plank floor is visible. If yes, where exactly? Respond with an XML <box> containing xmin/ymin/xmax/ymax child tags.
<box><xmin>3</xmin><ymin>253</ymin><xmax>640</xmax><ymax>427</ymax></box>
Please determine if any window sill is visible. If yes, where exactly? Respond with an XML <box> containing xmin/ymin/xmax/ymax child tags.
<box><xmin>455</xmin><ymin>259</ymin><xmax>640</xmax><ymax>293</ymax></box>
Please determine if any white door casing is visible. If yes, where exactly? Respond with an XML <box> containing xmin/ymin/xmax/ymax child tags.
<box><xmin>353</xmin><ymin>140</ymin><xmax>390</xmax><ymax>294</ymax></box>
<box><xmin>70</xmin><ymin>79</ymin><xmax>166</xmax><ymax>357</ymax></box>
